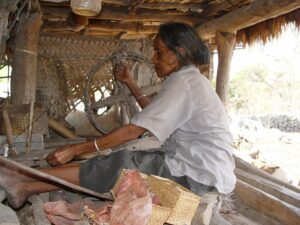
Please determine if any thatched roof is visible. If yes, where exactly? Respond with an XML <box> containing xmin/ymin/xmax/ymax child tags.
<box><xmin>237</xmin><ymin>8</ymin><xmax>300</xmax><ymax>46</ymax></box>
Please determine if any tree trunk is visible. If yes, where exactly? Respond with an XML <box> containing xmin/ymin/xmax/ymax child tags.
<box><xmin>215</xmin><ymin>32</ymin><xmax>236</xmax><ymax>109</ymax></box>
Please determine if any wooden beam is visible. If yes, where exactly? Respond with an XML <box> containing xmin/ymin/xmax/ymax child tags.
<box><xmin>197</xmin><ymin>0</ymin><xmax>300</xmax><ymax>40</ymax></box>
<box><xmin>42</xmin><ymin>16</ymin><xmax>87</xmax><ymax>32</ymax></box>
<box><xmin>235</xmin><ymin>180</ymin><xmax>300</xmax><ymax>225</ymax></box>
<box><xmin>235</xmin><ymin>156</ymin><xmax>300</xmax><ymax>194</ymax></box>
<box><xmin>236</xmin><ymin>168</ymin><xmax>300</xmax><ymax>208</ymax></box>
<box><xmin>40</xmin><ymin>1</ymin><xmax>204</xmax><ymax>13</ymax></box>
<box><xmin>88</xmin><ymin>22</ymin><xmax>158</xmax><ymax>34</ymax></box>
<box><xmin>203</xmin><ymin>0</ymin><xmax>254</xmax><ymax>17</ymax></box>
<box><xmin>41</xmin><ymin>6</ymin><xmax>70</xmax><ymax>18</ymax></box>
<box><xmin>128</xmin><ymin>0</ymin><xmax>144</xmax><ymax>15</ymax></box>
<box><xmin>83</xmin><ymin>30</ymin><xmax>121</xmax><ymax>37</ymax></box>
<box><xmin>92</xmin><ymin>7</ymin><xmax>202</xmax><ymax>25</ymax></box>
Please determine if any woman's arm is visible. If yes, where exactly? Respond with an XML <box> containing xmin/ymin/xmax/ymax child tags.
<box><xmin>115</xmin><ymin>64</ymin><xmax>151</xmax><ymax>109</ymax></box>
<box><xmin>46</xmin><ymin>124</ymin><xmax>146</xmax><ymax>166</ymax></box>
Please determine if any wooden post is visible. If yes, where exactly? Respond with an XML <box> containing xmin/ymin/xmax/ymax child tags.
<box><xmin>10</xmin><ymin>11</ymin><xmax>42</xmax><ymax>105</ymax></box>
<box><xmin>215</xmin><ymin>32</ymin><xmax>236</xmax><ymax>109</ymax></box>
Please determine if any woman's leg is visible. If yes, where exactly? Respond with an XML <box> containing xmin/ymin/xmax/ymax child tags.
<box><xmin>0</xmin><ymin>163</ymin><xmax>80</xmax><ymax>208</ymax></box>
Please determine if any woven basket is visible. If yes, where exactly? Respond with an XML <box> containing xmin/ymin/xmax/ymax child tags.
<box><xmin>149</xmin><ymin>175</ymin><xmax>201</xmax><ymax>225</ymax></box>
<box><xmin>111</xmin><ymin>170</ymin><xmax>201</xmax><ymax>225</ymax></box>
<box><xmin>0</xmin><ymin>104</ymin><xmax>48</xmax><ymax>135</ymax></box>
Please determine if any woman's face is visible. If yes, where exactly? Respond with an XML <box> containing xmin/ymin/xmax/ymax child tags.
<box><xmin>152</xmin><ymin>36</ymin><xmax>179</xmax><ymax>78</ymax></box>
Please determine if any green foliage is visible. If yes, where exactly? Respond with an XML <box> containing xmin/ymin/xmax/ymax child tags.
<box><xmin>228</xmin><ymin>63</ymin><xmax>300</xmax><ymax>115</ymax></box>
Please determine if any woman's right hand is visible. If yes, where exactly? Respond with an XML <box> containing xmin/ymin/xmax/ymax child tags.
<box><xmin>114</xmin><ymin>63</ymin><xmax>133</xmax><ymax>84</ymax></box>
<box><xmin>46</xmin><ymin>145</ymin><xmax>77</xmax><ymax>167</ymax></box>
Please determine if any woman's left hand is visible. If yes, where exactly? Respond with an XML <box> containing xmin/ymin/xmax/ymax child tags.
<box><xmin>46</xmin><ymin>145</ymin><xmax>77</xmax><ymax>166</ymax></box>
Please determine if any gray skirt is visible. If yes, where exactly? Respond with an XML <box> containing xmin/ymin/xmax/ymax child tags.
<box><xmin>79</xmin><ymin>149</ymin><xmax>214</xmax><ymax>196</ymax></box>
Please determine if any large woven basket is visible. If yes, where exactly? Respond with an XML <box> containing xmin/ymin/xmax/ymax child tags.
<box><xmin>111</xmin><ymin>170</ymin><xmax>201</xmax><ymax>225</ymax></box>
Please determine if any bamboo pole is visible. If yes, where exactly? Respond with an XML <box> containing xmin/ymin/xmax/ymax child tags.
<box><xmin>48</xmin><ymin>116</ymin><xmax>78</xmax><ymax>139</ymax></box>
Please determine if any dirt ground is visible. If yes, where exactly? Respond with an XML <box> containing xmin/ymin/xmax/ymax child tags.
<box><xmin>233</xmin><ymin>124</ymin><xmax>300</xmax><ymax>187</ymax></box>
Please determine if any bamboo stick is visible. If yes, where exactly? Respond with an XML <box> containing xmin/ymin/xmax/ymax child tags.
<box><xmin>2</xmin><ymin>109</ymin><xmax>18</xmax><ymax>157</ymax></box>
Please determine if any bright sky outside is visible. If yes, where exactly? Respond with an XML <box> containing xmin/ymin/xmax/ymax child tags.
<box><xmin>214</xmin><ymin>25</ymin><xmax>300</xmax><ymax>80</ymax></box>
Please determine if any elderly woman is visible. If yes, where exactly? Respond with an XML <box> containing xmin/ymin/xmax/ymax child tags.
<box><xmin>0</xmin><ymin>23</ymin><xmax>235</xmax><ymax>223</ymax></box>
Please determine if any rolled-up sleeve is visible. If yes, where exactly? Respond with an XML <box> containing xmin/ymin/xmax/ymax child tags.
<box><xmin>131</xmin><ymin>76</ymin><xmax>193</xmax><ymax>143</ymax></box>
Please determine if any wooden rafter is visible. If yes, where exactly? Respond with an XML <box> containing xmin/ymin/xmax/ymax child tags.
<box><xmin>88</xmin><ymin>21</ymin><xmax>158</xmax><ymax>34</ymax></box>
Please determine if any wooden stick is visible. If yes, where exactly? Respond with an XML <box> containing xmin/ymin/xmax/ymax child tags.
<box><xmin>25</xmin><ymin>101</ymin><xmax>35</xmax><ymax>154</ymax></box>
<box><xmin>0</xmin><ymin>156</ymin><xmax>113</xmax><ymax>200</ymax></box>
<box><xmin>2</xmin><ymin>109</ymin><xmax>18</xmax><ymax>157</ymax></box>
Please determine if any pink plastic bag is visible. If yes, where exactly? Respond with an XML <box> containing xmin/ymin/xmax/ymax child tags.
<box><xmin>110</xmin><ymin>170</ymin><xmax>152</xmax><ymax>225</ymax></box>
<box><xmin>44</xmin><ymin>170</ymin><xmax>153</xmax><ymax>225</ymax></box>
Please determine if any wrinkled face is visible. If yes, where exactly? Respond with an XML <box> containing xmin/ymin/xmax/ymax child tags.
<box><xmin>152</xmin><ymin>36</ymin><xmax>179</xmax><ymax>78</ymax></box>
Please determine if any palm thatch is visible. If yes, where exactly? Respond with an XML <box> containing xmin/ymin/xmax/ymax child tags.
<box><xmin>237</xmin><ymin>8</ymin><xmax>300</xmax><ymax>46</ymax></box>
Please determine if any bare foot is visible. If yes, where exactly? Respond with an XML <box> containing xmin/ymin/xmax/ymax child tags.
<box><xmin>0</xmin><ymin>165</ymin><xmax>31</xmax><ymax>208</ymax></box>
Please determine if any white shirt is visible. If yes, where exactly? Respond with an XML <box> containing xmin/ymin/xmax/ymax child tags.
<box><xmin>131</xmin><ymin>65</ymin><xmax>236</xmax><ymax>194</ymax></box>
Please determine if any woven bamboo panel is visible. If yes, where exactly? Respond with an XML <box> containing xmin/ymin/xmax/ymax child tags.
<box><xmin>36</xmin><ymin>35</ymin><xmax>155</xmax><ymax>120</ymax></box>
